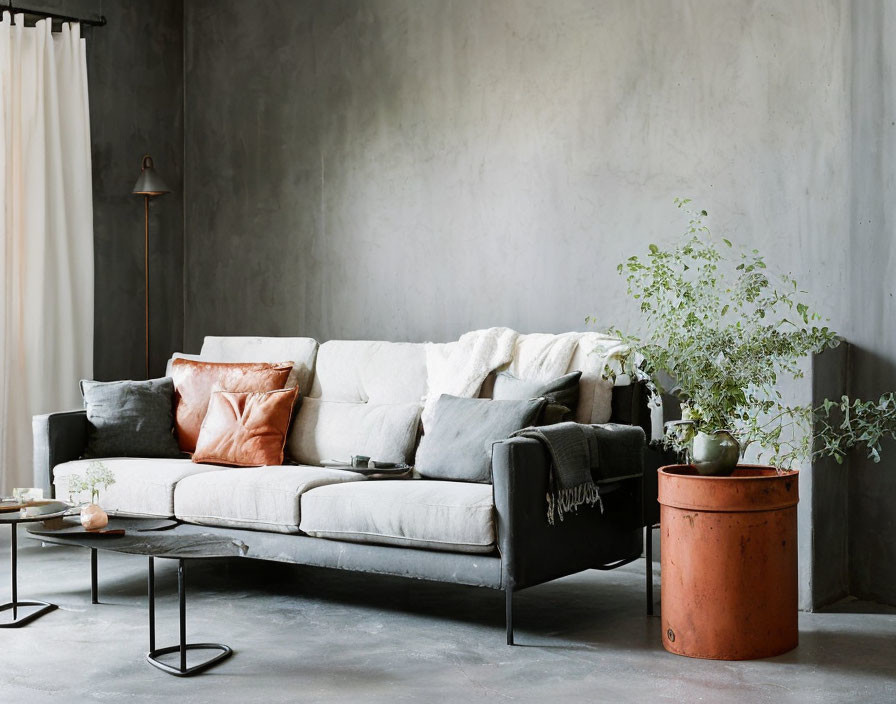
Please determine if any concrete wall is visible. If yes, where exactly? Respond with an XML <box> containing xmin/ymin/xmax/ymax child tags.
<box><xmin>183</xmin><ymin>0</ymin><xmax>855</xmax><ymax>350</ymax></box>
<box><xmin>47</xmin><ymin>0</ymin><xmax>184</xmax><ymax>380</ymax></box>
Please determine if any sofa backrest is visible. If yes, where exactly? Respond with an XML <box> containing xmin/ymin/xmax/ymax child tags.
<box><xmin>287</xmin><ymin>340</ymin><xmax>427</xmax><ymax>466</ymax></box>
<box><xmin>308</xmin><ymin>340</ymin><xmax>427</xmax><ymax>403</ymax></box>
<box><xmin>478</xmin><ymin>332</ymin><xmax>626</xmax><ymax>425</ymax></box>
<box><xmin>178</xmin><ymin>332</ymin><xmax>651</xmax><ymax>467</ymax></box>
<box><xmin>198</xmin><ymin>336</ymin><xmax>319</xmax><ymax>392</ymax></box>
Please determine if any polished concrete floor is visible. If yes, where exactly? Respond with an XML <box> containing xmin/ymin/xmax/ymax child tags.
<box><xmin>1</xmin><ymin>532</ymin><xmax>895</xmax><ymax>704</ymax></box>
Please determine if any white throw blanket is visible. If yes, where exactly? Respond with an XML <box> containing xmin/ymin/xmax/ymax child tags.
<box><xmin>422</xmin><ymin>327</ymin><xmax>518</xmax><ymax>429</ymax></box>
<box><xmin>506</xmin><ymin>332</ymin><xmax>581</xmax><ymax>381</ymax></box>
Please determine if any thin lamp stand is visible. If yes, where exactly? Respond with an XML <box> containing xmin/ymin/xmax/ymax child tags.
<box><xmin>144</xmin><ymin>194</ymin><xmax>149</xmax><ymax>379</ymax></box>
<box><xmin>132</xmin><ymin>155</ymin><xmax>170</xmax><ymax>379</ymax></box>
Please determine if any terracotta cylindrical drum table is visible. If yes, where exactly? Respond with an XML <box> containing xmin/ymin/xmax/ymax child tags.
<box><xmin>658</xmin><ymin>465</ymin><xmax>799</xmax><ymax>660</ymax></box>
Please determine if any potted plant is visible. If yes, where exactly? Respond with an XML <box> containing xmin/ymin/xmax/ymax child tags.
<box><xmin>599</xmin><ymin>200</ymin><xmax>896</xmax><ymax>660</ymax></box>
<box><xmin>67</xmin><ymin>461</ymin><xmax>116</xmax><ymax>531</ymax></box>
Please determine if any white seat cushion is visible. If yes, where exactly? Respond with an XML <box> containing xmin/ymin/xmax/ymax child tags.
<box><xmin>299</xmin><ymin>480</ymin><xmax>496</xmax><ymax>554</ymax></box>
<box><xmin>53</xmin><ymin>458</ymin><xmax>216</xmax><ymax>518</ymax></box>
<box><xmin>174</xmin><ymin>465</ymin><xmax>365</xmax><ymax>534</ymax></box>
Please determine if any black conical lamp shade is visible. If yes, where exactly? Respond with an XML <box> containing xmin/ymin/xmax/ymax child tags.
<box><xmin>132</xmin><ymin>155</ymin><xmax>170</xmax><ymax>196</ymax></box>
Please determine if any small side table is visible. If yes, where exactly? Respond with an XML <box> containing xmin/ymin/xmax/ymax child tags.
<box><xmin>0</xmin><ymin>513</ymin><xmax>59</xmax><ymax>628</ymax></box>
<box><xmin>30</xmin><ymin>517</ymin><xmax>245</xmax><ymax>675</ymax></box>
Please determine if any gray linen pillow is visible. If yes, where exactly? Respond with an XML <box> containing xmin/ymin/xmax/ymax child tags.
<box><xmin>80</xmin><ymin>377</ymin><xmax>182</xmax><ymax>458</ymax></box>
<box><xmin>492</xmin><ymin>370</ymin><xmax>582</xmax><ymax>425</ymax></box>
<box><xmin>415</xmin><ymin>395</ymin><xmax>545</xmax><ymax>483</ymax></box>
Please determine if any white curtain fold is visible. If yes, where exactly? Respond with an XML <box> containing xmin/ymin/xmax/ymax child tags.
<box><xmin>0</xmin><ymin>12</ymin><xmax>94</xmax><ymax>492</ymax></box>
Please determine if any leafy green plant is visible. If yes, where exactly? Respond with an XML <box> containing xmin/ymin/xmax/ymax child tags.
<box><xmin>67</xmin><ymin>461</ymin><xmax>115</xmax><ymax>505</ymax></box>
<box><xmin>815</xmin><ymin>395</ymin><xmax>896</xmax><ymax>464</ymax></box>
<box><xmin>598</xmin><ymin>199</ymin><xmax>896</xmax><ymax>470</ymax></box>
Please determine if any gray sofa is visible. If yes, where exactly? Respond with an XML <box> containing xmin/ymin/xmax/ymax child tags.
<box><xmin>33</xmin><ymin>334</ymin><xmax>653</xmax><ymax>644</ymax></box>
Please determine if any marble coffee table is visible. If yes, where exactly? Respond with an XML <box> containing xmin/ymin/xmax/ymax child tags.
<box><xmin>30</xmin><ymin>516</ymin><xmax>248</xmax><ymax>676</ymax></box>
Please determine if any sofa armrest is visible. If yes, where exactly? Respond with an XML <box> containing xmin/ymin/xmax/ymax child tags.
<box><xmin>491</xmin><ymin>424</ymin><xmax>645</xmax><ymax>591</ymax></box>
<box><xmin>32</xmin><ymin>410</ymin><xmax>88</xmax><ymax>495</ymax></box>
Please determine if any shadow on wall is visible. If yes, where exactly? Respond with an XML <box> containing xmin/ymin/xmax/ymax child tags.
<box><xmin>846</xmin><ymin>344</ymin><xmax>896</xmax><ymax>605</ymax></box>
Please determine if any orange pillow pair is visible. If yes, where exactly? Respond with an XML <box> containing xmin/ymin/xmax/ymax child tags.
<box><xmin>170</xmin><ymin>358</ymin><xmax>297</xmax><ymax>467</ymax></box>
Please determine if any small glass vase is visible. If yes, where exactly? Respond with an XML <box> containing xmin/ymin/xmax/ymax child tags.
<box><xmin>80</xmin><ymin>503</ymin><xmax>109</xmax><ymax>531</ymax></box>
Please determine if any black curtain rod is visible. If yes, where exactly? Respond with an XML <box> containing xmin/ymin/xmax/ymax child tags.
<box><xmin>5</xmin><ymin>3</ymin><xmax>106</xmax><ymax>27</ymax></box>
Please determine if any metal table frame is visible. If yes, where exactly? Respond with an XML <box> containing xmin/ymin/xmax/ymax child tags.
<box><xmin>145</xmin><ymin>556</ymin><xmax>233</xmax><ymax>677</ymax></box>
<box><xmin>1</xmin><ymin>519</ymin><xmax>58</xmax><ymax>628</ymax></box>
<box><xmin>30</xmin><ymin>517</ymin><xmax>243</xmax><ymax>676</ymax></box>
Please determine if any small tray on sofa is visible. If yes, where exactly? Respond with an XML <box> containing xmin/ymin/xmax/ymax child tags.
<box><xmin>320</xmin><ymin>460</ymin><xmax>411</xmax><ymax>476</ymax></box>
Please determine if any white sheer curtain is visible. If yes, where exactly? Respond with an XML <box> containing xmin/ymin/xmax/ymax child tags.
<box><xmin>0</xmin><ymin>13</ymin><xmax>94</xmax><ymax>493</ymax></box>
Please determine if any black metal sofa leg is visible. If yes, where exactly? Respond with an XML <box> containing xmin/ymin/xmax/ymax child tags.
<box><xmin>506</xmin><ymin>588</ymin><xmax>514</xmax><ymax>646</ymax></box>
<box><xmin>645</xmin><ymin>524</ymin><xmax>654</xmax><ymax>616</ymax></box>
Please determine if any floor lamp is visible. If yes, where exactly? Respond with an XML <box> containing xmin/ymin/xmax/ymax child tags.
<box><xmin>132</xmin><ymin>155</ymin><xmax>170</xmax><ymax>379</ymax></box>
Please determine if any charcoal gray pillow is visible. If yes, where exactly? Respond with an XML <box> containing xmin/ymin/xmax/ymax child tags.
<box><xmin>415</xmin><ymin>395</ymin><xmax>545</xmax><ymax>483</ymax></box>
<box><xmin>493</xmin><ymin>370</ymin><xmax>582</xmax><ymax>425</ymax></box>
<box><xmin>80</xmin><ymin>377</ymin><xmax>182</xmax><ymax>458</ymax></box>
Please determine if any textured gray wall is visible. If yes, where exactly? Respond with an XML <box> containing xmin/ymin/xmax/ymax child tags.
<box><xmin>47</xmin><ymin>0</ymin><xmax>184</xmax><ymax>380</ymax></box>
<box><xmin>183</xmin><ymin>0</ymin><xmax>855</xmax><ymax>354</ymax></box>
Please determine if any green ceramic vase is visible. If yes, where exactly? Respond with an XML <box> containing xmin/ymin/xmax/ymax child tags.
<box><xmin>692</xmin><ymin>430</ymin><xmax>741</xmax><ymax>476</ymax></box>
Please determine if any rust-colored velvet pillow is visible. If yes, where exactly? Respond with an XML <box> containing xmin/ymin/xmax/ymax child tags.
<box><xmin>171</xmin><ymin>359</ymin><xmax>293</xmax><ymax>453</ymax></box>
<box><xmin>192</xmin><ymin>386</ymin><xmax>300</xmax><ymax>467</ymax></box>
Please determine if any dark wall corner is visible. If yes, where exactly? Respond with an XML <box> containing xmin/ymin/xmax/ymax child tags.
<box><xmin>50</xmin><ymin>0</ymin><xmax>186</xmax><ymax>380</ymax></box>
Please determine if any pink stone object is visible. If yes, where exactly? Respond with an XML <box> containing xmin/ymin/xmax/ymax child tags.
<box><xmin>80</xmin><ymin>503</ymin><xmax>109</xmax><ymax>531</ymax></box>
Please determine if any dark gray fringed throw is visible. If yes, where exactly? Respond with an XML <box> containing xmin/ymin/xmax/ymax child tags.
<box><xmin>510</xmin><ymin>422</ymin><xmax>602</xmax><ymax>525</ymax></box>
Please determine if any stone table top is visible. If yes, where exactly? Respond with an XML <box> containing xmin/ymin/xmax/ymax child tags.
<box><xmin>28</xmin><ymin>517</ymin><xmax>248</xmax><ymax>560</ymax></box>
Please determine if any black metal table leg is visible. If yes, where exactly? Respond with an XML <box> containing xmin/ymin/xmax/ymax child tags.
<box><xmin>90</xmin><ymin>548</ymin><xmax>98</xmax><ymax>604</ymax></box>
<box><xmin>11</xmin><ymin>522</ymin><xmax>16</xmax><ymax>618</ymax></box>
<box><xmin>148</xmin><ymin>557</ymin><xmax>155</xmax><ymax>653</ymax></box>
<box><xmin>146</xmin><ymin>557</ymin><xmax>232</xmax><ymax>676</ymax></box>
<box><xmin>179</xmin><ymin>559</ymin><xmax>187</xmax><ymax>672</ymax></box>
<box><xmin>0</xmin><ymin>522</ymin><xmax>57</xmax><ymax>628</ymax></box>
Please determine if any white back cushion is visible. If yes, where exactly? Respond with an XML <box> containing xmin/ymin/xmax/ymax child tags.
<box><xmin>165</xmin><ymin>352</ymin><xmax>202</xmax><ymax>378</ymax></box>
<box><xmin>288</xmin><ymin>398</ymin><xmax>421</xmax><ymax>466</ymax></box>
<box><xmin>199</xmin><ymin>336</ymin><xmax>319</xmax><ymax>392</ymax></box>
<box><xmin>289</xmin><ymin>340</ymin><xmax>426</xmax><ymax>465</ymax></box>
<box><xmin>309</xmin><ymin>340</ymin><xmax>427</xmax><ymax>403</ymax></box>
<box><xmin>504</xmin><ymin>332</ymin><xmax>629</xmax><ymax>424</ymax></box>
<box><xmin>565</xmin><ymin>339</ymin><xmax>613</xmax><ymax>424</ymax></box>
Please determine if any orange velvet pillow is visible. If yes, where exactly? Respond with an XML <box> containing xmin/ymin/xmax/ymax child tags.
<box><xmin>192</xmin><ymin>386</ymin><xmax>300</xmax><ymax>467</ymax></box>
<box><xmin>170</xmin><ymin>359</ymin><xmax>294</xmax><ymax>453</ymax></box>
